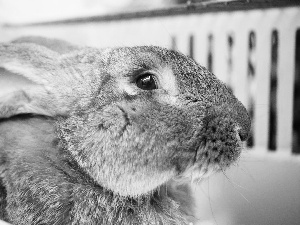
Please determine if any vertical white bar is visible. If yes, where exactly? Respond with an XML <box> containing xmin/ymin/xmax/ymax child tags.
<box><xmin>212</xmin><ymin>13</ymin><xmax>230</xmax><ymax>83</ymax></box>
<box><xmin>277</xmin><ymin>8</ymin><xmax>298</xmax><ymax>152</ymax></box>
<box><xmin>226</xmin><ymin>11</ymin><xmax>245</xmax><ymax>96</ymax></box>
<box><xmin>193</xmin><ymin>14</ymin><xmax>216</xmax><ymax>68</ymax></box>
<box><xmin>230</xmin><ymin>12</ymin><xmax>250</xmax><ymax>109</ymax></box>
<box><xmin>184</xmin><ymin>14</ymin><xmax>199</xmax><ymax>59</ymax></box>
<box><xmin>254</xmin><ymin>10</ymin><xmax>279</xmax><ymax>149</ymax></box>
<box><xmin>152</xmin><ymin>17</ymin><xmax>175</xmax><ymax>48</ymax></box>
<box><xmin>169</xmin><ymin>15</ymin><xmax>189</xmax><ymax>55</ymax></box>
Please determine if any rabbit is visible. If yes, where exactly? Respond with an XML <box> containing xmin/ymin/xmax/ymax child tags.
<box><xmin>0</xmin><ymin>36</ymin><xmax>251</xmax><ymax>225</ymax></box>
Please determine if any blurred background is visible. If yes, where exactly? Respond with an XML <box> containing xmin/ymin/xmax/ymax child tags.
<box><xmin>0</xmin><ymin>0</ymin><xmax>300</xmax><ymax>224</ymax></box>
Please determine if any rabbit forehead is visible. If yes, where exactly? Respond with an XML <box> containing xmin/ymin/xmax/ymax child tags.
<box><xmin>154</xmin><ymin>47</ymin><xmax>226</xmax><ymax>104</ymax></box>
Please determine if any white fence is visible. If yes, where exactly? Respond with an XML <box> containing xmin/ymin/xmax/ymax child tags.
<box><xmin>1</xmin><ymin>1</ymin><xmax>300</xmax><ymax>224</ymax></box>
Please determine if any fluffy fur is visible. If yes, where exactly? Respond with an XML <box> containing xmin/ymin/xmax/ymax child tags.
<box><xmin>0</xmin><ymin>37</ymin><xmax>250</xmax><ymax>225</ymax></box>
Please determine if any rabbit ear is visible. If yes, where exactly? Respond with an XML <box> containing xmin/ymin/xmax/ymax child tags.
<box><xmin>12</xmin><ymin>36</ymin><xmax>80</xmax><ymax>54</ymax></box>
<box><xmin>0</xmin><ymin>43</ymin><xmax>60</xmax><ymax>85</ymax></box>
<box><xmin>0</xmin><ymin>43</ymin><xmax>69</xmax><ymax>118</ymax></box>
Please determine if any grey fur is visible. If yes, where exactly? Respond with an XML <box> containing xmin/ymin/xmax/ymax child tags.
<box><xmin>0</xmin><ymin>37</ymin><xmax>250</xmax><ymax>225</ymax></box>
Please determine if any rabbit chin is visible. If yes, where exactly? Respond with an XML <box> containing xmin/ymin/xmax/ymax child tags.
<box><xmin>174</xmin><ymin>162</ymin><xmax>221</xmax><ymax>185</ymax></box>
<box><xmin>97</xmin><ymin>169</ymin><xmax>176</xmax><ymax>197</ymax></box>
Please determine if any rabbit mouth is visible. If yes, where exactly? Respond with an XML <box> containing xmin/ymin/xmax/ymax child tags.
<box><xmin>174</xmin><ymin>116</ymin><xmax>244</xmax><ymax>183</ymax></box>
<box><xmin>176</xmin><ymin>141</ymin><xmax>243</xmax><ymax>184</ymax></box>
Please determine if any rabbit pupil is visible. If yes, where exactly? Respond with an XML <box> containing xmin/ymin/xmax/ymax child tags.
<box><xmin>136</xmin><ymin>74</ymin><xmax>157</xmax><ymax>90</ymax></box>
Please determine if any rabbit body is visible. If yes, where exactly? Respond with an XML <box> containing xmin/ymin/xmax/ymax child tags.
<box><xmin>0</xmin><ymin>37</ymin><xmax>250</xmax><ymax>225</ymax></box>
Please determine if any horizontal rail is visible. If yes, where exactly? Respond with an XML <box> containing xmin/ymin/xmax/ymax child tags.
<box><xmin>3</xmin><ymin>0</ymin><xmax>300</xmax><ymax>27</ymax></box>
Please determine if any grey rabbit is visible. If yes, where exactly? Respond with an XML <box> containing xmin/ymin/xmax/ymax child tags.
<box><xmin>0</xmin><ymin>36</ymin><xmax>250</xmax><ymax>225</ymax></box>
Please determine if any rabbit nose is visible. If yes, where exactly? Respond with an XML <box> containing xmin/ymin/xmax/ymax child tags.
<box><xmin>229</xmin><ymin>101</ymin><xmax>251</xmax><ymax>142</ymax></box>
<box><xmin>237</xmin><ymin>125</ymin><xmax>249</xmax><ymax>142</ymax></box>
<box><xmin>207</xmin><ymin>100</ymin><xmax>251</xmax><ymax>142</ymax></box>
<box><xmin>233</xmin><ymin>102</ymin><xmax>251</xmax><ymax>142</ymax></box>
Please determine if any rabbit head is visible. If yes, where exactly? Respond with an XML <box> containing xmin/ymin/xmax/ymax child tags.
<box><xmin>0</xmin><ymin>38</ymin><xmax>250</xmax><ymax>199</ymax></box>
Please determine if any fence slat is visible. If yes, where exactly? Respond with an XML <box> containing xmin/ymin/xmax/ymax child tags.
<box><xmin>254</xmin><ymin>11</ymin><xmax>273</xmax><ymax>150</ymax></box>
<box><xmin>277</xmin><ymin>8</ymin><xmax>298</xmax><ymax>152</ymax></box>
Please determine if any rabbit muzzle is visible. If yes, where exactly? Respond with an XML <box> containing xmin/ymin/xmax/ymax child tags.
<box><xmin>177</xmin><ymin>100</ymin><xmax>250</xmax><ymax>183</ymax></box>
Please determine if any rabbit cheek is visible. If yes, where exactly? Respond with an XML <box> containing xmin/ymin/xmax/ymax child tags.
<box><xmin>97</xmin><ymin>106</ymin><xmax>131</xmax><ymax>137</ymax></box>
<box><xmin>57</xmin><ymin>110</ymin><xmax>177</xmax><ymax>197</ymax></box>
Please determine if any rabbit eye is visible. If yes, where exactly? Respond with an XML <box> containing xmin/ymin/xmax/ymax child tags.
<box><xmin>136</xmin><ymin>73</ymin><xmax>158</xmax><ymax>90</ymax></box>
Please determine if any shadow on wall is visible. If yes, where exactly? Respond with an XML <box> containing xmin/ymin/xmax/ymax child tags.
<box><xmin>293</xmin><ymin>29</ymin><xmax>300</xmax><ymax>153</ymax></box>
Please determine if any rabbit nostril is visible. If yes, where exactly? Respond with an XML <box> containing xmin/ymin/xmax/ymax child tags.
<box><xmin>98</xmin><ymin>124</ymin><xmax>105</xmax><ymax>130</ymax></box>
<box><xmin>238</xmin><ymin>129</ymin><xmax>248</xmax><ymax>141</ymax></box>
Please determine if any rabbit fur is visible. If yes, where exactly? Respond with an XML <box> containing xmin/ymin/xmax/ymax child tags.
<box><xmin>0</xmin><ymin>36</ymin><xmax>250</xmax><ymax>225</ymax></box>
